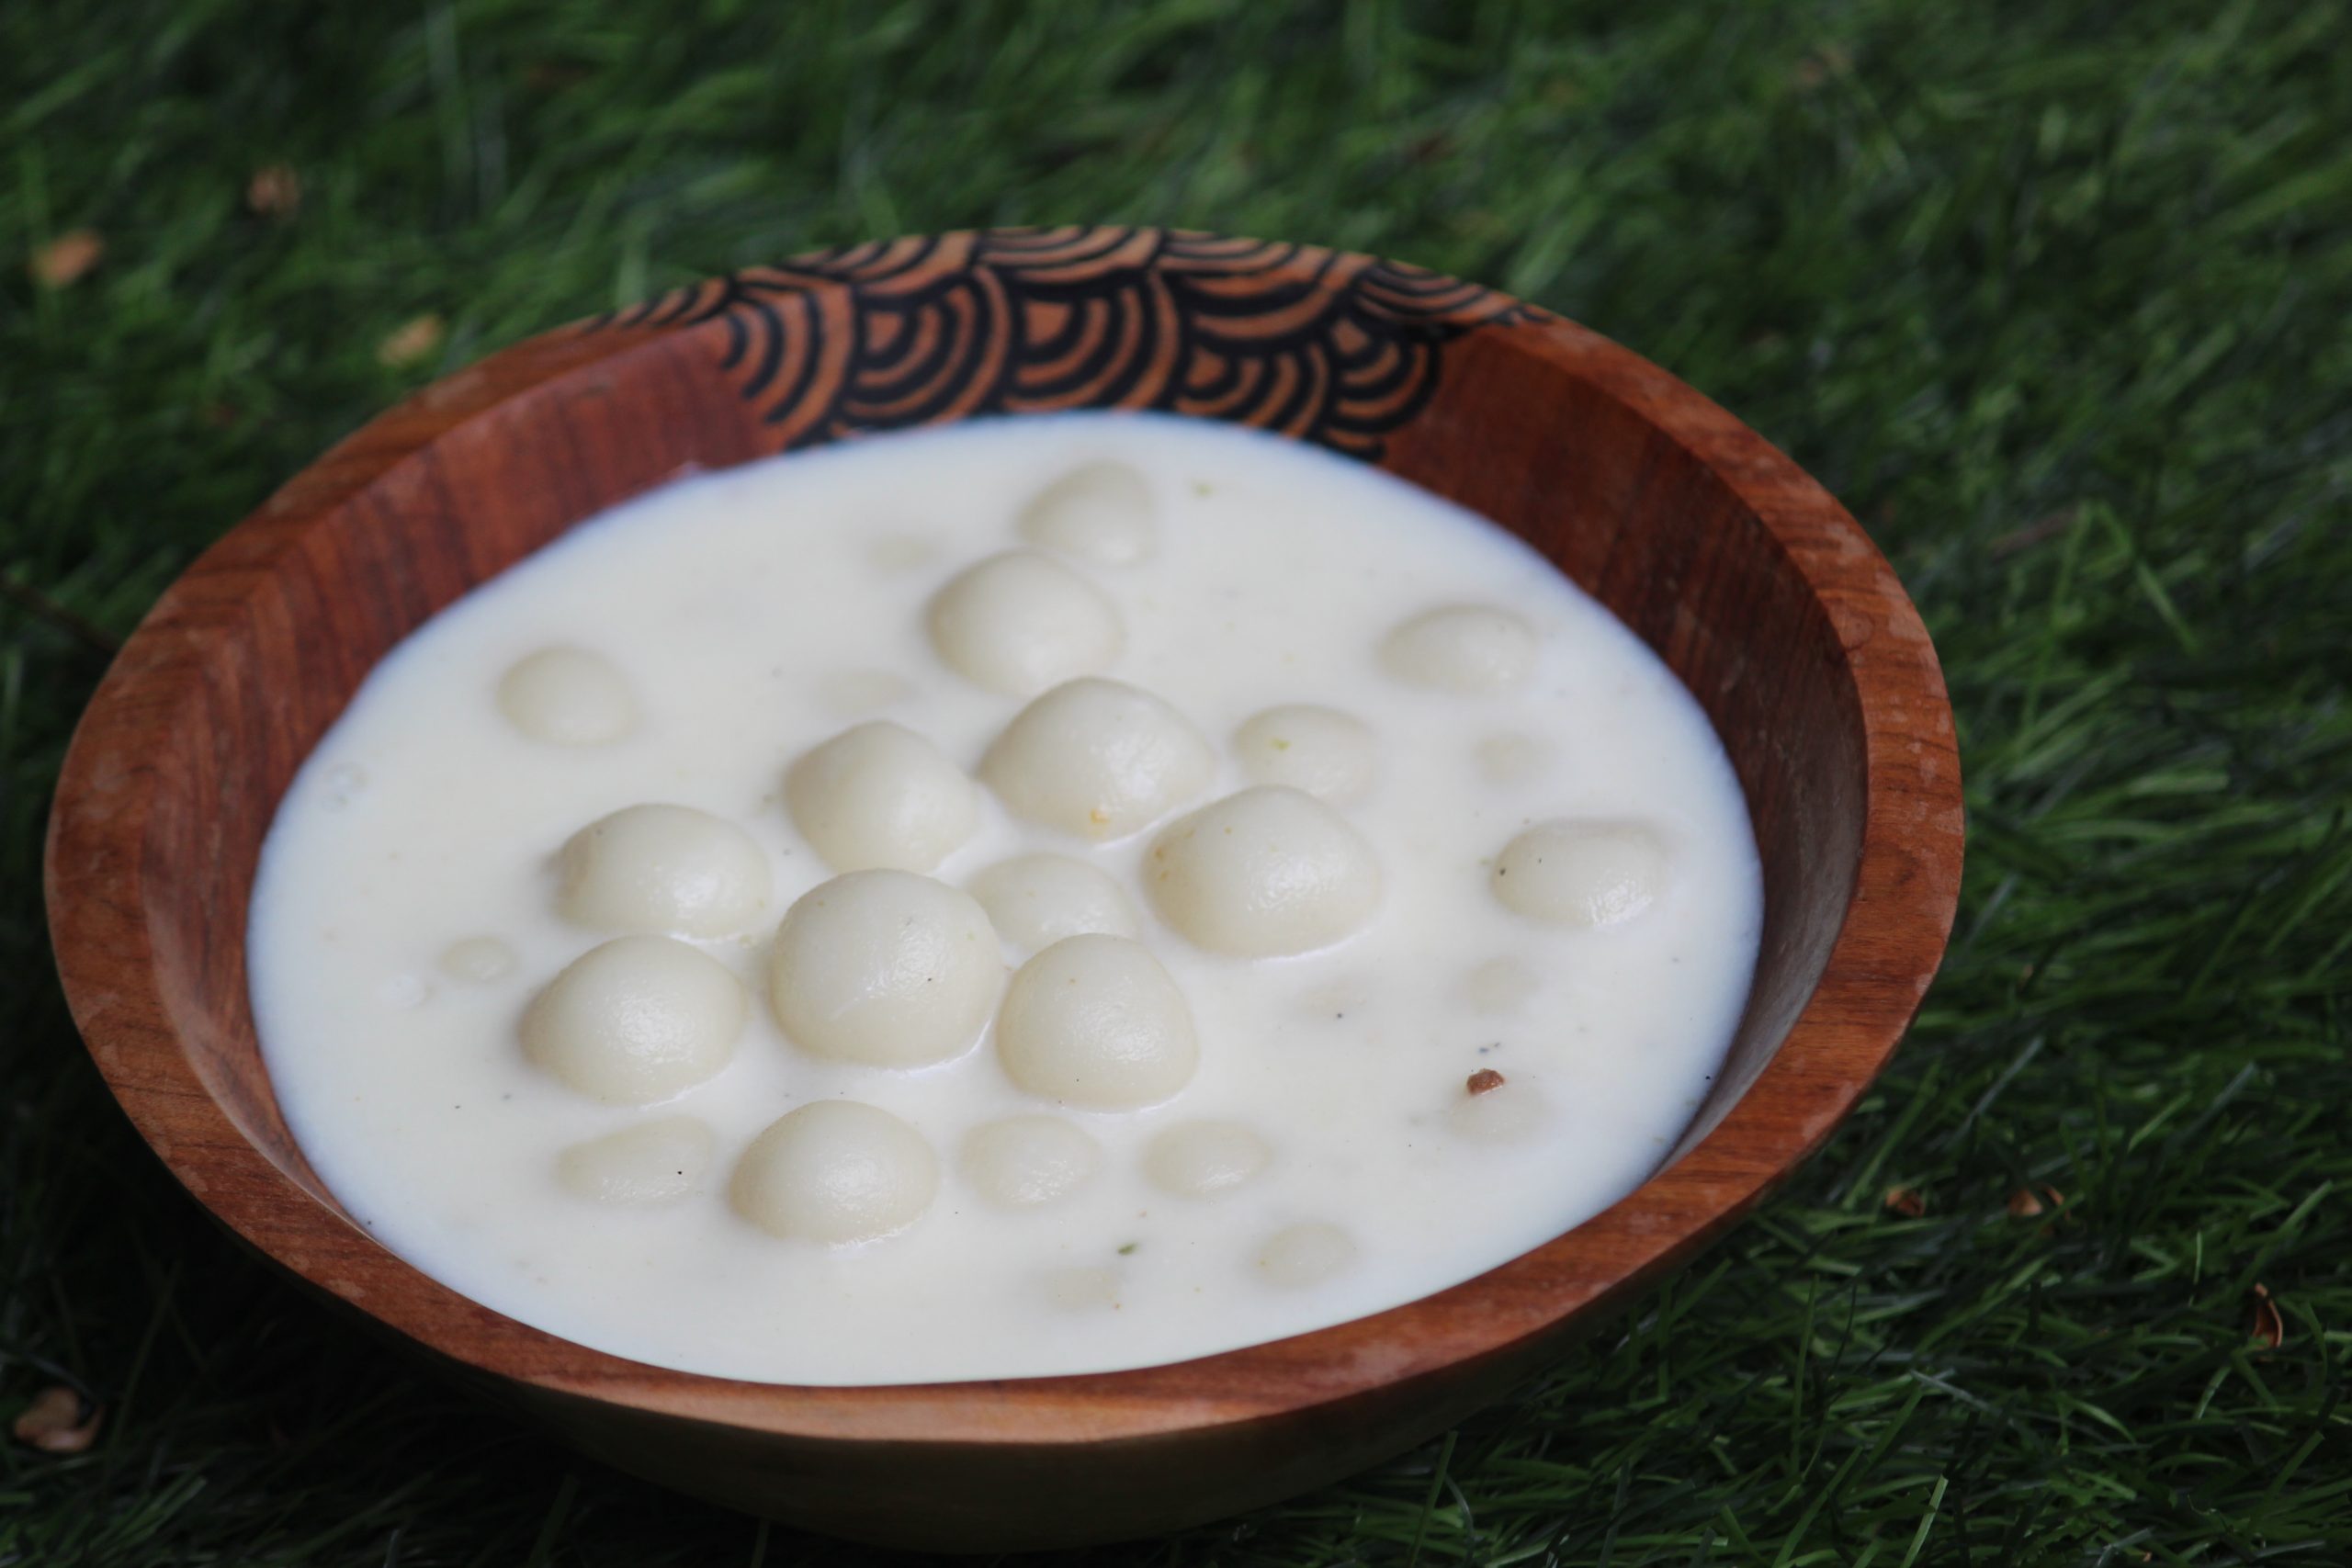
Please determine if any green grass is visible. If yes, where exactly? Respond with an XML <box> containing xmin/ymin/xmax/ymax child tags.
<box><xmin>5</xmin><ymin>1</ymin><xmax>2350</xmax><ymax>1562</ymax></box>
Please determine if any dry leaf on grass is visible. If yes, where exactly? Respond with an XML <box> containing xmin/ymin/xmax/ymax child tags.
<box><xmin>12</xmin><ymin>1386</ymin><xmax>102</xmax><ymax>1453</ymax></box>
<box><xmin>1883</xmin><ymin>1187</ymin><xmax>1926</xmax><ymax>1217</ymax></box>
<box><xmin>246</xmin><ymin>164</ymin><xmax>302</xmax><ymax>217</ymax></box>
<box><xmin>525</xmin><ymin>61</ymin><xmax>593</xmax><ymax>91</ymax></box>
<box><xmin>378</xmin><ymin>312</ymin><xmax>446</xmax><ymax>367</ymax></box>
<box><xmin>1992</xmin><ymin>508</ymin><xmax>2079</xmax><ymax>558</ymax></box>
<box><xmin>1791</xmin><ymin>44</ymin><xmax>1851</xmax><ymax>90</ymax></box>
<box><xmin>2249</xmin><ymin>1283</ymin><xmax>2284</xmax><ymax>1350</ymax></box>
<box><xmin>2006</xmin><ymin>1184</ymin><xmax>2066</xmax><ymax>1217</ymax></box>
<box><xmin>29</xmin><ymin>229</ymin><xmax>104</xmax><ymax>288</ymax></box>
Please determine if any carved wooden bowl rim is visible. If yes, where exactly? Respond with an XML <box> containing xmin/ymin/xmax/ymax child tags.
<box><xmin>46</xmin><ymin>228</ymin><xmax>1963</xmax><ymax>1450</ymax></box>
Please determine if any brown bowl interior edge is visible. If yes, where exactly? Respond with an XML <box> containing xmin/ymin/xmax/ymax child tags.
<box><xmin>45</xmin><ymin>230</ymin><xmax>1962</xmax><ymax>1547</ymax></box>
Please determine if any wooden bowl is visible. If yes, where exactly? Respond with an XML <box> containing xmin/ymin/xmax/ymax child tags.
<box><xmin>46</xmin><ymin>228</ymin><xmax>1962</xmax><ymax>1552</ymax></box>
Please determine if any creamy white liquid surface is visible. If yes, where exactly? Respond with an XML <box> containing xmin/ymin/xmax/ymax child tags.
<box><xmin>249</xmin><ymin>412</ymin><xmax>1763</xmax><ymax>1385</ymax></box>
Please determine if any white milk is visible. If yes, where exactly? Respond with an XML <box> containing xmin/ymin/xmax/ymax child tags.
<box><xmin>249</xmin><ymin>412</ymin><xmax>1762</xmax><ymax>1385</ymax></box>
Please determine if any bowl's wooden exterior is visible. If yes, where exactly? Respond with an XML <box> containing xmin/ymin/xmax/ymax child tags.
<box><xmin>45</xmin><ymin>229</ymin><xmax>1962</xmax><ymax>1551</ymax></box>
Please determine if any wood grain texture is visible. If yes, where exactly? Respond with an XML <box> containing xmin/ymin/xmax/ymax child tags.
<box><xmin>44</xmin><ymin>227</ymin><xmax>1963</xmax><ymax>1551</ymax></box>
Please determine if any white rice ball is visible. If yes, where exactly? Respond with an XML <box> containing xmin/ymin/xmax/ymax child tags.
<box><xmin>1231</xmin><ymin>704</ymin><xmax>1377</xmax><ymax>805</ymax></box>
<box><xmin>1445</xmin><ymin>1072</ymin><xmax>1551</xmax><ymax>1144</ymax></box>
<box><xmin>1254</xmin><ymin>1222</ymin><xmax>1358</xmax><ymax>1287</ymax></box>
<box><xmin>1491</xmin><ymin>819</ymin><xmax>1669</xmax><ymax>926</ymax></box>
<box><xmin>979</xmin><ymin>677</ymin><xmax>1214</xmax><ymax>841</ymax></box>
<box><xmin>1015</xmin><ymin>461</ymin><xmax>1157</xmax><ymax>566</ymax></box>
<box><xmin>967</xmin><ymin>853</ymin><xmax>1141</xmax><ymax>953</ymax></box>
<box><xmin>521</xmin><ymin>936</ymin><xmax>745</xmax><ymax>1104</ymax></box>
<box><xmin>496</xmin><ymin>646</ymin><xmax>639</xmax><ymax>745</ymax></box>
<box><xmin>1147</xmin><ymin>785</ymin><xmax>1382</xmax><ymax>957</ymax></box>
<box><xmin>729</xmin><ymin>1100</ymin><xmax>939</xmax><ymax>1243</ymax></box>
<box><xmin>785</xmin><ymin>721</ymin><xmax>978</xmax><ymax>874</ymax></box>
<box><xmin>767</xmin><ymin>871</ymin><xmax>1001</xmax><ymax>1067</ymax></box>
<box><xmin>438</xmin><ymin>935</ymin><xmax>516</xmax><ymax>983</ymax></box>
<box><xmin>1141</xmin><ymin>1120</ymin><xmax>1271</xmax><ymax>1198</ymax></box>
<box><xmin>557</xmin><ymin>804</ymin><xmax>772</xmax><ymax>937</ymax></box>
<box><xmin>1379</xmin><ymin>604</ymin><xmax>1536</xmax><ymax>693</ymax></box>
<box><xmin>926</xmin><ymin>549</ymin><xmax>1125</xmax><ymax>695</ymax></box>
<box><xmin>554</xmin><ymin>1116</ymin><xmax>717</xmax><ymax>1203</ymax></box>
<box><xmin>958</xmin><ymin>1115</ymin><xmax>1102</xmax><ymax>1209</ymax></box>
<box><xmin>996</xmin><ymin>935</ymin><xmax>1198</xmax><ymax>1111</ymax></box>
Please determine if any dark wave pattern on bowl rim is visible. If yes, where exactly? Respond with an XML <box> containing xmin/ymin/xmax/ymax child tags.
<box><xmin>588</xmin><ymin>226</ymin><xmax>1550</xmax><ymax>457</ymax></box>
